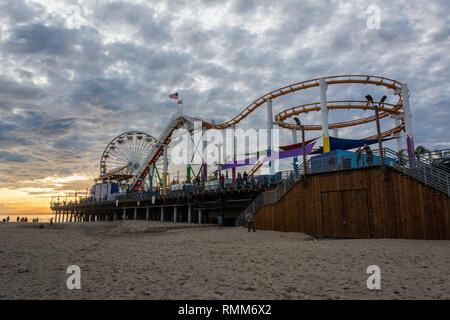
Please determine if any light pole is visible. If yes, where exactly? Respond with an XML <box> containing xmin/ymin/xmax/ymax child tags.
<box><xmin>215</xmin><ymin>142</ymin><xmax>223</xmax><ymax>177</ymax></box>
<box><xmin>365</xmin><ymin>95</ymin><xmax>386</xmax><ymax>166</ymax></box>
<box><xmin>293</xmin><ymin>117</ymin><xmax>307</xmax><ymax>175</ymax></box>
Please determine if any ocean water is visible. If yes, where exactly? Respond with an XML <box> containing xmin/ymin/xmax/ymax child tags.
<box><xmin>0</xmin><ymin>214</ymin><xmax>55</xmax><ymax>223</ymax></box>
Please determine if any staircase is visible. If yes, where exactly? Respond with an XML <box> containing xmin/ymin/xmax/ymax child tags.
<box><xmin>235</xmin><ymin>148</ymin><xmax>450</xmax><ymax>226</ymax></box>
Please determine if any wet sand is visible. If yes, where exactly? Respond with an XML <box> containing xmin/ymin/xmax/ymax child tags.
<box><xmin>0</xmin><ymin>221</ymin><xmax>449</xmax><ymax>299</ymax></box>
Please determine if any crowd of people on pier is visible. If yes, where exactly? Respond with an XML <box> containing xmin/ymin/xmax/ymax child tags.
<box><xmin>355</xmin><ymin>144</ymin><xmax>374</xmax><ymax>167</ymax></box>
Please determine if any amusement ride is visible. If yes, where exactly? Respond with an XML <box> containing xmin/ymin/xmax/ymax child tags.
<box><xmin>95</xmin><ymin>75</ymin><xmax>414</xmax><ymax>196</ymax></box>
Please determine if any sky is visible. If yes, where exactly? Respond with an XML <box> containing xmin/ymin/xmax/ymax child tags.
<box><xmin>0</xmin><ymin>0</ymin><xmax>449</xmax><ymax>215</ymax></box>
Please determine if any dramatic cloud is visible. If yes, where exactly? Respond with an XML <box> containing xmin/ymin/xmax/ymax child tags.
<box><xmin>0</xmin><ymin>0</ymin><xmax>449</xmax><ymax>213</ymax></box>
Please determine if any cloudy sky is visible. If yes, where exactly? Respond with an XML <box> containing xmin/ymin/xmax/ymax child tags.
<box><xmin>0</xmin><ymin>0</ymin><xmax>449</xmax><ymax>215</ymax></box>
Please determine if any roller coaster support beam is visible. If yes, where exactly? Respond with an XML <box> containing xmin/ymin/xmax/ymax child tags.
<box><xmin>402</xmin><ymin>84</ymin><xmax>414</xmax><ymax>158</ymax></box>
<box><xmin>232</xmin><ymin>125</ymin><xmax>236</xmax><ymax>183</ymax></box>
<box><xmin>202</xmin><ymin>126</ymin><xmax>208</xmax><ymax>183</ymax></box>
<box><xmin>267</xmin><ymin>99</ymin><xmax>274</xmax><ymax>180</ymax></box>
<box><xmin>148</xmin><ymin>165</ymin><xmax>154</xmax><ymax>192</ymax></box>
<box><xmin>301</xmin><ymin>125</ymin><xmax>307</xmax><ymax>175</ymax></box>
<box><xmin>163</xmin><ymin>144</ymin><xmax>168</xmax><ymax>195</ymax></box>
<box><xmin>391</xmin><ymin>115</ymin><xmax>403</xmax><ymax>152</ymax></box>
<box><xmin>319</xmin><ymin>78</ymin><xmax>330</xmax><ymax>153</ymax></box>
<box><xmin>186</xmin><ymin>127</ymin><xmax>193</xmax><ymax>183</ymax></box>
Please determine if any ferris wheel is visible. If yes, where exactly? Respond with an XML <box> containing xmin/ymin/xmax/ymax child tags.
<box><xmin>99</xmin><ymin>131</ymin><xmax>158</xmax><ymax>183</ymax></box>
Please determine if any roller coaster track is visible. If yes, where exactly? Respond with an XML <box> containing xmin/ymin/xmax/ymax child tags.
<box><xmin>132</xmin><ymin>114</ymin><xmax>191</xmax><ymax>190</ymax></box>
<box><xmin>274</xmin><ymin>100</ymin><xmax>402</xmax><ymax>130</ymax></box>
<box><xmin>131</xmin><ymin>75</ymin><xmax>405</xmax><ymax>190</ymax></box>
<box><xmin>202</xmin><ymin>75</ymin><xmax>403</xmax><ymax>129</ymax></box>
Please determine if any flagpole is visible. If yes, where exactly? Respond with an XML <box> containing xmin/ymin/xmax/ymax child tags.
<box><xmin>177</xmin><ymin>91</ymin><xmax>183</xmax><ymax>114</ymax></box>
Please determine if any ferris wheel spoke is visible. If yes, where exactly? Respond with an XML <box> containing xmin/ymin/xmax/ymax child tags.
<box><xmin>115</xmin><ymin>143</ymin><xmax>132</xmax><ymax>162</ymax></box>
<box><xmin>106</xmin><ymin>150</ymin><xmax>130</xmax><ymax>165</ymax></box>
<box><xmin>136</xmin><ymin>142</ymin><xmax>149</xmax><ymax>163</ymax></box>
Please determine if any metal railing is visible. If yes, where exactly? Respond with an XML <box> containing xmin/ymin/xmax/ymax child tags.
<box><xmin>236</xmin><ymin>148</ymin><xmax>450</xmax><ymax>226</ymax></box>
<box><xmin>385</xmin><ymin>149</ymin><xmax>450</xmax><ymax>196</ymax></box>
<box><xmin>414</xmin><ymin>149</ymin><xmax>450</xmax><ymax>173</ymax></box>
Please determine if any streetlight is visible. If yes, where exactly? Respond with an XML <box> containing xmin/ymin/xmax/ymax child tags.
<box><xmin>365</xmin><ymin>94</ymin><xmax>387</xmax><ymax>166</ymax></box>
<box><xmin>293</xmin><ymin>117</ymin><xmax>307</xmax><ymax>175</ymax></box>
<box><xmin>215</xmin><ymin>142</ymin><xmax>223</xmax><ymax>176</ymax></box>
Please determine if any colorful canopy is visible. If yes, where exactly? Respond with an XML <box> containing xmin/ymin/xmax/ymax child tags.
<box><xmin>243</xmin><ymin>137</ymin><xmax>318</xmax><ymax>156</ymax></box>
<box><xmin>312</xmin><ymin>136</ymin><xmax>395</xmax><ymax>154</ymax></box>
<box><xmin>279</xmin><ymin>138</ymin><xmax>318</xmax><ymax>151</ymax></box>
<box><xmin>219</xmin><ymin>141</ymin><xmax>316</xmax><ymax>171</ymax></box>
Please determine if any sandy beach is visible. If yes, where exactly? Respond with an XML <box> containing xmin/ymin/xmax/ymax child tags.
<box><xmin>0</xmin><ymin>221</ymin><xmax>449</xmax><ymax>300</ymax></box>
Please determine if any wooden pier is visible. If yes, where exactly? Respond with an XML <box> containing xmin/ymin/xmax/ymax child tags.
<box><xmin>50</xmin><ymin>186</ymin><xmax>265</xmax><ymax>226</ymax></box>
<box><xmin>252</xmin><ymin>166</ymin><xmax>450</xmax><ymax>240</ymax></box>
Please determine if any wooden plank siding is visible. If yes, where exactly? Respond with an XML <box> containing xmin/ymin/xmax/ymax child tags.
<box><xmin>253</xmin><ymin>166</ymin><xmax>450</xmax><ymax>239</ymax></box>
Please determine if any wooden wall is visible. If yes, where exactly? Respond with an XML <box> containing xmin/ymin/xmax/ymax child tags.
<box><xmin>253</xmin><ymin>167</ymin><xmax>450</xmax><ymax>240</ymax></box>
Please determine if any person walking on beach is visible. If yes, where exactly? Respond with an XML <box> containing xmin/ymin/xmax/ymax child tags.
<box><xmin>17</xmin><ymin>216</ymin><xmax>20</xmax><ymax>223</ymax></box>
<box><xmin>364</xmin><ymin>144</ymin><xmax>373</xmax><ymax>166</ymax></box>
<box><xmin>356</xmin><ymin>146</ymin><xmax>363</xmax><ymax>167</ymax></box>
<box><xmin>217</xmin><ymin>215</ymin><xmax>223</xmax><ymax>229</ymax></box>
<box><xmin>246</xmin><ymin>212</ymin><xmax>256</xmax><ymax>232</ymax></box>
<box><xmin>6</xmin><ymin>216</ymin><xmax>10</xmax><ymax>222</ymax></box>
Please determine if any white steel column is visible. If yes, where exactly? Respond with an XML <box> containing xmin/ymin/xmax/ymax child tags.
<box><xmin>319</xmin><ymin>78</ymin><xmax>330</xmax><ymax>153</ymax></box>
<box><xmin>134</xmin><ymin>207</ymin><xmax>137</xmax><ymax>220</ymax></box>
<box><xmin>163</xmin><ymin>145</ymin><xmax>168</xmax><ymax>194</ymax></box>
<box><xmin>160</xmin><ymin>207</ymin><xmax>164</xmax><ymax>222</ymax></box>
<box><xmin>173</xmin><ymin>206</ymin><xmax>177</xmax><ymax>222</ymax></box>
<box><xmin>188</xmin><ymin>205</ymin><xmax>192</xmax><ymax>223</ymax></box>
<box><xmin>145</xmin><ymin>207</ymin><xmax>149</xmax><ymax>220</ymax></box>
<box><xmin>402</xmin><ymin>83</ymin><xmax>414</xmax><ymax>156</ymax></box>
<box><xmin>198</xmin><ymin>209</ymin><xmax>202</xmax><ymax>224</ymax></box>
<box><xmin>267</xmin><ymin>99</ymin><xmax>274</xmax><ymax>176</ymax></box>
<box><xmin>394</xmin><ymin>117</ymin><xmax>403</xmax><ymax>152</ymax></box>
<box><xmin>122</xmin><ymin>208</ymin><xmax>126</xmax><ymax>220</ymax></box>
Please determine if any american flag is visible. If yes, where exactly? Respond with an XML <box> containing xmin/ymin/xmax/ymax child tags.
<box><xmin>169</xmin><ymin>92</ymin><xmax>178</xmax><ymax>100</ymax></box>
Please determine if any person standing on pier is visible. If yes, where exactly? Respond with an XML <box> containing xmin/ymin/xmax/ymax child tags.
<box><xmin>219</xmin><ymin>174</ymin><xmax>225</xmax><ymax>189</ymax></box>
<box><xmin>243</xmin><ymin>171</ymin><xmax>248</xmax><ymax>187</ymax></box>
<box><xmin>356</xmin><ymin>146</ymin><xmax>363</xmax><ymax>167</ymax></box>
<box><xmin>364</xmin><ymin>144</ymin><xmax>373</xmax><ymax>166</ymax></box>
<box><xmin>217</xmin><ymin>215</ymin><xmax>223</xmax><ymax>229</ymax></box>
<box><xmin>236</xmin><ymin>172</ymin><xmax>243</xmax><ymax>188</ymax></box>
